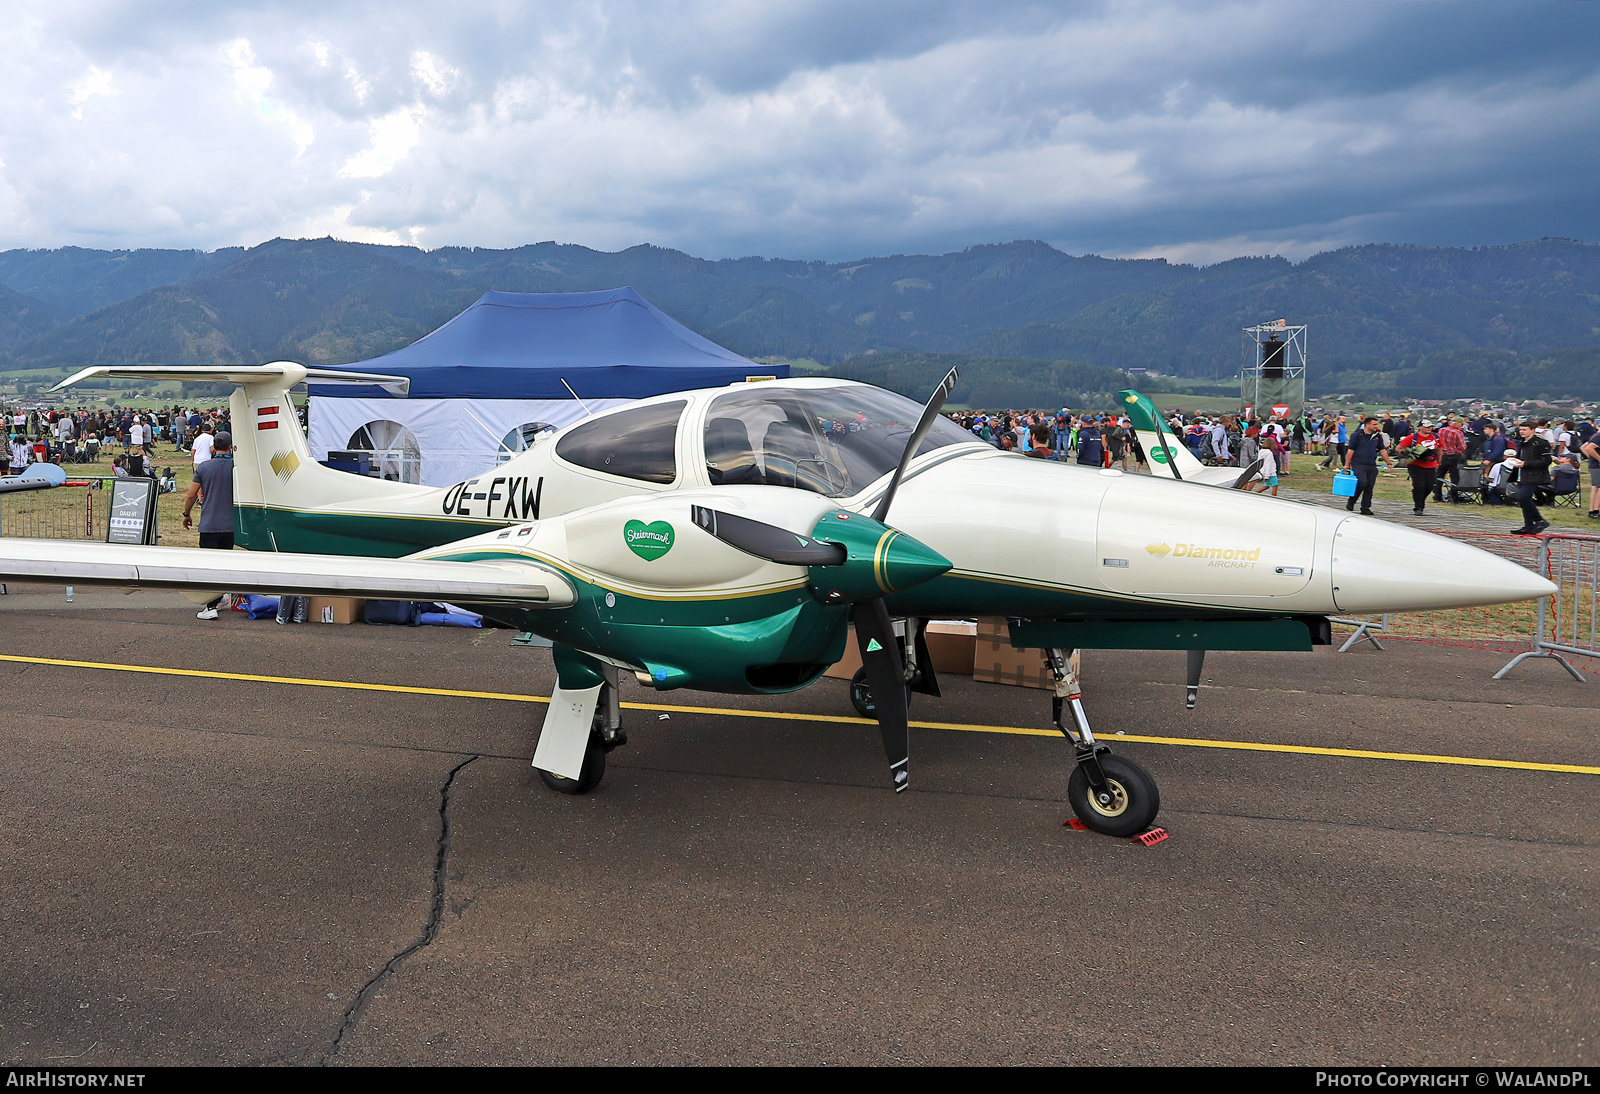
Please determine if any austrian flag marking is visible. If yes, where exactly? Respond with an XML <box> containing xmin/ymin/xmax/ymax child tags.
<box><xmin>257</xmin><ymin>405</ymin><xmax>280</xmax><ymax>431</ymax></box>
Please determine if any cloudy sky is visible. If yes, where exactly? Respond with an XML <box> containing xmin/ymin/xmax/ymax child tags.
<box><xmin>2</xmin><ymin>0</ymin><xmax>1597</xmax><ymax>263</ymax></box>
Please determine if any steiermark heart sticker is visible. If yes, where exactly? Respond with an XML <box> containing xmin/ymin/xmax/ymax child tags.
<box><xmin>624</xmin><ymin>519</ymin><xmax>674</xmax><ymax>561</ymax></box>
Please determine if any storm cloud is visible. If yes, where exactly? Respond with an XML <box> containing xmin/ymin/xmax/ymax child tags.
<box><xmin>2</xmin><ymin>0</ymin><xmax>1596</xmax><ymax>261</ymax></box>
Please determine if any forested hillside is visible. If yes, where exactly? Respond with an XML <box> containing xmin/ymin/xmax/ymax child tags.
<box><xmin>1</xmin><ymin>236</ymin><xmax>1597</xmax><ymax>398</ymax></box>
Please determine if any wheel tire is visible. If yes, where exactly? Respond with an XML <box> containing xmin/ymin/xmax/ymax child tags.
<box><xmin>849</xmin><ymin>668</ymin><xmax>875</xmax><ymax>718</ymax></box>
<box><xmin>1066</xmin><ymin>754</ymin><xmax>1160</xmax><ymax>837</ymax></box>
<box><xmin>537</xmin><ymin>735</ymin><xmax>607</xmax><ymax>795</ymax></box>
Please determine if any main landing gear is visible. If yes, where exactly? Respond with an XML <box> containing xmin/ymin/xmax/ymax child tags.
<box><xmin>1046</xmin><ymin>647</ymin><xmax>1160</xmax><ymax>837</ymax></box>
<box><xmin>536</xmin><ymin>689</ymin><xmax>627</xmax><ymax>794</ymax></box>
<box><xmin>533</xmin><ymin>651</ymin><xmax>629</xmax><ymax>795</ymax></box>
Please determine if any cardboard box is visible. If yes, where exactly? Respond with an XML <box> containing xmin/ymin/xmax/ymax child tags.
<box><xmin>307</xmin><ymin>596</ymin><xmax>366</xmax><ymax>624</ymax></box>
<box><xmin>822</xmin><ymin>620</ymin><xmax>979</xmax><ymax>681</ymax></box>
<box><xmin>972</xmin><ymin>617</ymin><xmax>1074</xmax><ymax>690</ymax></box>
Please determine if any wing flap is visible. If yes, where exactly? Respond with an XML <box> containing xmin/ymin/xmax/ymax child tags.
<box><xmin>0</xmin><ymin>540</ymin><xmax>571</xmax><ymax>606</ymax></box>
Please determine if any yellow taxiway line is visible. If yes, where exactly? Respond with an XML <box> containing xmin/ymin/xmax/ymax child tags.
<box><xmin>3</xmin><ymin>652</ymin><xmax>1597</xmax><ymax>778</ymax></box>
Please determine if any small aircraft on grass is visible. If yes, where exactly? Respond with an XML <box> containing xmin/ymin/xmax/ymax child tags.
<box><xmin>0</xmin><ymin>462</ymin><xmax>68</xmax><ymax>495</ymax></box>
<box><xmin>0</xmin><ymin>363</ymin><xmax>1554</xmax><ymax>836</ymax></box>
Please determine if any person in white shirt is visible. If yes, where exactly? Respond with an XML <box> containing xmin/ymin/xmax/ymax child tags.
<box><xmin>10</xmin><ymin>435</ymin><xmax>30</xmax><ymax>470</ymax></box>
<box><xmin>129</xmin><ymin>418</ymin><xmax>146</xmax><ymax>448</ymax></box>
<box><xmin>1251</xmin><ymin>438</ymin><xmax>1281</xmax><ymax>495</ymax></box>
<box><xmin>191</xmin><ymin>426</ymin><xmax>215</xmax><ymax>469</ymax></box>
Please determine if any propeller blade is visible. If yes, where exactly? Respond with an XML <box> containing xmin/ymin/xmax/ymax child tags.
<box><xmin>852</xmin><ymin>599</ymin><xmax>909</xmax><ymax>793</ymax></box>
<box><xmin>871</xmin><ymin>366</ymin><xmax>959</xmax><ymax>523</ymax></box>
<box><xmin>1231</xmin><ymin>458</ymin><xmax>1264</xmax><ymax>490</ymax></box>
<box><xmin>690</xmin><ymin>505</ymin><xmax>846</xmax><ymax>566</ymax></box>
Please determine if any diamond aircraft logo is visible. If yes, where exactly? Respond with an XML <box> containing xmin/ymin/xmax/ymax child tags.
<box><xmin>1146</xmin><ymin>542</ymin><xmax>1172</xmax><ymax>557</ymax></box>
<box><xmin>269</xmin><ymin>450</ymin><xmax>300</xmax><ymax>481</ymax></box>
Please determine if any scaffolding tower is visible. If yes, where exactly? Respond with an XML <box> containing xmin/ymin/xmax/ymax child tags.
<box><xmin>1241</xmin><ymin>319</ymin><xmax>1306</xmax><ymax>419</ymax></box>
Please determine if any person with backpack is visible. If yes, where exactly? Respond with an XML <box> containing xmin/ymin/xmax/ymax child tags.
<box><xmin>1076</xmin><ymin>420</ymin><xmax>1105</xmax><ymax>467</ymax></box>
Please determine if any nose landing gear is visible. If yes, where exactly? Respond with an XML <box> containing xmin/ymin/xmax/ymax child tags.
<box><xmin>1046</xmin><ymin>647</ymin><xmax>1160</xmax><ymax>837</ymax></box>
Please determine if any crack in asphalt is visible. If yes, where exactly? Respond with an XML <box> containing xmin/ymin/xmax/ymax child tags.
<box><xmin>318</xmin><ymin>753</ymin><xmax>479</xmax><ymax>1066</ymax></box>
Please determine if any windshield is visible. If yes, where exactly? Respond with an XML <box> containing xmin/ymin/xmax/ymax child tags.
<box><xmin>703</xmin><ymin>384</ymin><xmax>977</xmax><ymax>497</ymax></box>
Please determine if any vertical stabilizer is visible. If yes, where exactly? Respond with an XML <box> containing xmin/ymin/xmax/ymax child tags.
<box><xmin>53</xmin><ymin>363</ymin><xmax>442</xmax><ymax>552</ymax></box>
<box><xmin>1117</xmin><ymin>390</ymin><xmax>1207</xmax><ymax>481</ymax></box>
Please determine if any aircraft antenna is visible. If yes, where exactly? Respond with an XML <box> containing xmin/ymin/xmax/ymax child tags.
<box><xmin>559</xmin><ymin>378</ymin><xmax>598</xmax><ymax>419</ymax></box>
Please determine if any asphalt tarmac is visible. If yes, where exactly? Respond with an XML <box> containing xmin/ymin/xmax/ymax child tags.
<box><xmin>0</xmin><ymin>584</ymin><xmax>1595</xmax><ymax>1066</ymax></box>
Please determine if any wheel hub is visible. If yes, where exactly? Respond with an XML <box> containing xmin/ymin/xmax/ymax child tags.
<box><xmin>1086</xmin><ymin>777</ymin><xmax>1129</xmax><ymax>818</ymax></box>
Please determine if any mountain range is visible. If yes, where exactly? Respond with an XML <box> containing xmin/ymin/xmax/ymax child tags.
<box><xmin>1</xmin><ymin>236</ymin><xmax>1598</xmax><ymax>401</ymax></box>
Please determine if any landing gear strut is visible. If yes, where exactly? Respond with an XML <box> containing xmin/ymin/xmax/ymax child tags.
<box><xmin>1046</xmin><ymin>647</ymin><xmax>1160</xmax><ymax>837</ymax></box>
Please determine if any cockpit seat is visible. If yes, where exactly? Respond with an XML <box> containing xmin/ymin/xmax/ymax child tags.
<box><xmin>705</xmin><ymin>417</ymin><xmax>764</xmax><ymax>486</ymax></box>
<box><xmin>761</xmin><ymin>421</ymin><xmax>818</xmax><ymax>491</ymax></box>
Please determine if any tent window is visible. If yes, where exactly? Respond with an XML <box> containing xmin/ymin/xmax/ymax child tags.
<box><xmin>555</xmin><ymin>400</ymin><xmax>685</xmax><ymax>484</ymax></box>
<box><xmin>346</xmin><ymin>420</ymin><xmax>423</xmax><ymax>484</ymax></box>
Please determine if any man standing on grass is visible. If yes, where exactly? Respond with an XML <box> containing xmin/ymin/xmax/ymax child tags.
<box><xmin>184</xmin><ymin>431</ymin><xmax>235</xmax><ymax>619</ymax></box>
<box><xmin>191</xmin><ymin>423</ymin><xmax>215</xmax><ymax>471</ymax></box>
<box><xmin>1505</xmin><ymin>422</ymin><xmax>1552</xmax><ymax>536</ymax></box>
<box><xmin>1343</xmin><ymin>417</ymin><xmax>1393</xmax><ymax>516</ymax></box>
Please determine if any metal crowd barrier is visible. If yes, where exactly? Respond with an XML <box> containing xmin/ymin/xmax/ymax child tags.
<box><xmin>1494</xmin><ymin>533</ymin><xmax>1600</xmax><ymax>682</ymax></box>
<box><xmin>0</xmin><ymin>480</ymin><xmax>112</xmax><ymax>541</ymax></box>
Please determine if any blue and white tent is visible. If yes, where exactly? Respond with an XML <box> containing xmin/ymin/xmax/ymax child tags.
<box><xmin>307</xmin><ymin>287</ymin><xmax>782</xmax><ymax>487</ymax></box>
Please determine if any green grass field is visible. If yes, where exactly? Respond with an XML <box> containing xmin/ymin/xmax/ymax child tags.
<box><xmin>1273</xmin><ymin>455</ymin><xmax>1599</xmax><ymax>531</ymax></box>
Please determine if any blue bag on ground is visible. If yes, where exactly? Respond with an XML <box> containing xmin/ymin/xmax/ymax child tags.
<box><xmin>237</xmin><ymin>593</ymin><xmax>279</xmax><ymax>620</ymax></box>
<box><xmin>418</xmin><ymin>601</ymin><xmax>484</xmax><ymax>628</ymax></box>
<box><xmin>1331</xmin><ymin>470</ymin><xmax>1358</xmax><ymax>498</ymax></box>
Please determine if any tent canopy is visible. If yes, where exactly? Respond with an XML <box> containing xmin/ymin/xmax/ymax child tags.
<box><xmin>309</xmin><ymin>287</ymin><xmax>781</xmax><ymax>399</ymax></box>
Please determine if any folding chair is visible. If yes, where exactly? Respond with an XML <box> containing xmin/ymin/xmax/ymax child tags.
<box><xmin>1546</xmin><ymin>467</ymin><xmax>1582</xmax><ymax>508</ymax></box>
<box><xmin>1446</xmin><ymin>464</ymin><xmax>1485</xmax><ymax>504</ymax></box>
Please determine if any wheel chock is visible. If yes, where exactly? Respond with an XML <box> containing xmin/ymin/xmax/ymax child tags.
<box><xmin>1130</xmin><ymin>827</ymin><xmax>1168</xmax><ymax>847</ymax></box>
<box><xmin>1064</xmin><ymin>818</ymin><xmax>1088</xmax><ymax>830</ymax></box>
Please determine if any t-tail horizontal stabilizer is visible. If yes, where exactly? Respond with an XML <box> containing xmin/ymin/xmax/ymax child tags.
<box><xmin>53</xmin><ymin>362</ymin><xmax>410</xmax><ymax>396</ymax></box>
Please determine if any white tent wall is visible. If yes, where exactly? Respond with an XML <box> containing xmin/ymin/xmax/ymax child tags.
<box><xmin>308</xmin><ymin>396</ymin><xmax>631</xmax><ymax>488</ymax></box>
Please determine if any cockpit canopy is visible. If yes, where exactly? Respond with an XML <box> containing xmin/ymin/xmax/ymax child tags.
<box><xmin>702</xmin><ymin>384</ymin><xmax>975</xmax><ymax>498</ymax></box>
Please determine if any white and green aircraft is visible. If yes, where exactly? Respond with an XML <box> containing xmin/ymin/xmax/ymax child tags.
<box><xmin>0</xmin><ymin>363</ymin><xmax>1554</xmax><ymax>836</ymax></box>
<box><xmin>1117</xmin><ymin>390</ymin><xmax>1262</xmax><ymax>487</ymax></box>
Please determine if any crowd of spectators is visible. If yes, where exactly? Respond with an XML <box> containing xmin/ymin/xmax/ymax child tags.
<box><xmin>952</xmin><ymin>405</ymin><xmax>1600</xmax><ymax>529</ymax></box>
<box><xmin>2</xmin><ymin>404</ymin><xmax>234</xmax><ymax>481</ymax></box>
<box><xmin>954</xmin><ymin>410</ymin><xmax>1144</xmax><ymax>469</ymax></box>
<box><xmin>1302</xmin><ymin>409</ymin><xmax>1598</xmax><ymax>529</ymax></box>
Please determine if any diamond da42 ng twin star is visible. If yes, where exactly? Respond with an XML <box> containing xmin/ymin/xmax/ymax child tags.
<box><xmin>0</xmin><ymin>363</ymin><xmax>1552</xmax><ymax>835</ymax></box>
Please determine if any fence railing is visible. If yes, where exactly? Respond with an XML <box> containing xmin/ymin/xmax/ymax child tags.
<box><xmin>1494</xmin><ymin>534</ymin><xmax>1600</xmax><ymax>682</ymax></box>
<box><xmin>0</xmin><ymin>482</ymin><xmax>112</xmax><ymax>541</ymax></box>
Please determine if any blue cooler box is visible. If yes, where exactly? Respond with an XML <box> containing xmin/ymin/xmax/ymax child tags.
<box><xmin>1332</xmin><ymin>470</ymin><xmax>1358</xmax><ymax>497</ymax></box>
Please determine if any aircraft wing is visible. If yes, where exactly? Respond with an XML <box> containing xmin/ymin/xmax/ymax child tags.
<box><xmin>0</xmin><ymin>540</ymin><xmax>573</xmax><ymax>606</ymax></box>
<box><xmin>54</xmin><ymin>362</ymin><xmax>411</xmax><ymax>397</ymax></box>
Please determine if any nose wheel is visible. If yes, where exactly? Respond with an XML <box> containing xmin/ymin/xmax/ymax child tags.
<box><xmin>1046</xmin><ymin>647</ymin><xmax>1162</xmax><ymax>837</ymax></box>
<box><xmin>1066</xmin><ymin>752</ymin><xmax>1160</xmax><ymax>837</ymax></box>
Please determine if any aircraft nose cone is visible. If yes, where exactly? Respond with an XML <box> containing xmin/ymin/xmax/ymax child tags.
<box><xmin>1330</xmin><ymin>518</ymin><xmax>1556</xmax><ymax>614</ymax></box>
